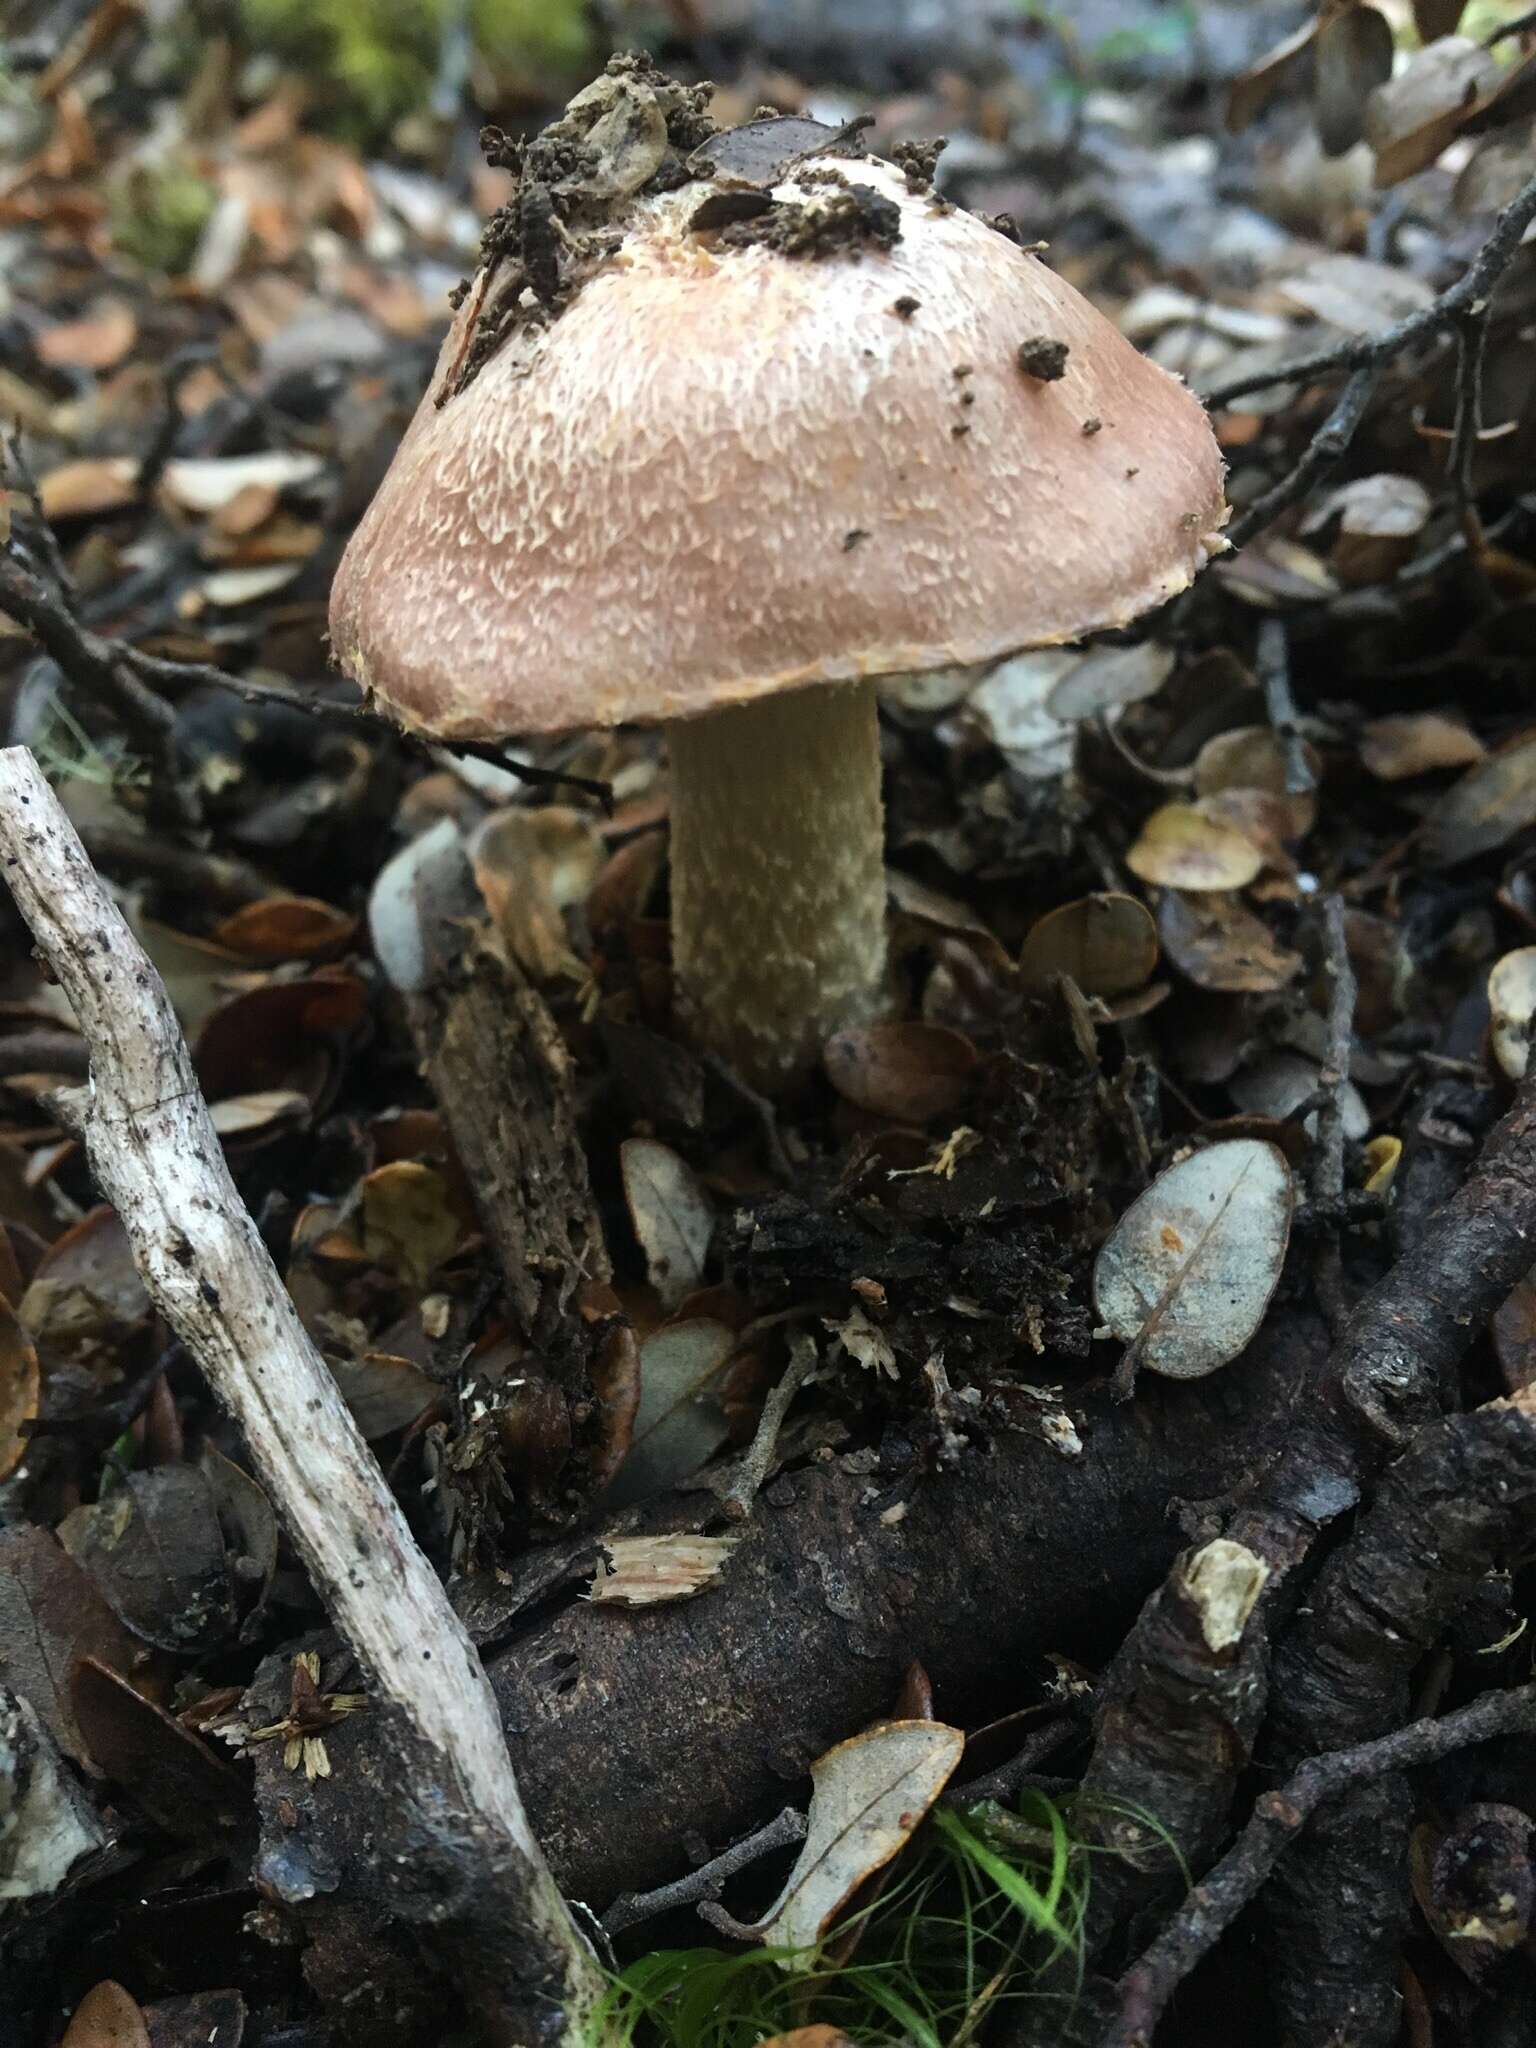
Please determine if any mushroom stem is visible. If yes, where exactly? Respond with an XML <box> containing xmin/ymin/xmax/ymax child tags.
<box><xmin>668</xmin><ymin>681</ymin><xmax>889</xmax><ymax>1090</ymax></box>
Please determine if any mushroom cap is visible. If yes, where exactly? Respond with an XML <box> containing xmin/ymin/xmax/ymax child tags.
<box><xmin>329</xmin><ymin>155</ymin><xmax>1227</xmax><ymax>740</ymax></box>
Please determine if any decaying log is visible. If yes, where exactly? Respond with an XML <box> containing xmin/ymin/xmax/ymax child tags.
<box><xmin>0</xmin><ymin>749</ymin><xmax>602</xmax><ymax>2046</ymax></box>
<box><xmin>253</xmin><ymin>1312</ymin><xmax>1327</xmax><ymax>1908</ymax></box>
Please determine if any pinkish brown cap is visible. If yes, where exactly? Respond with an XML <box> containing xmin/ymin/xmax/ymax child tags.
<box><xmin>329</xmin><ymin>153</ymin><xmax>1227</xmax><ymax>741</ymax></box>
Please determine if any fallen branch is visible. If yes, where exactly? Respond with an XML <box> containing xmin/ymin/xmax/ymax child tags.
<box><xmin>1106</xmin><ymin>1671</ymin><xmax>1536</xmax><ymax>2048</ymax></box>
<box><xmin>0</xmin><ymin>748</ymin><xmax>602</xmax><ymax>2046</ymax></box>
<box><xmin>602</xmin><ymin>1807</ymin><xmax>808</xmax><ymax>1938</ymax></box>
<box><xmin>0</xmin><ymin>550</ymin><xmax>197</xmax><ymax>829</ymax></box>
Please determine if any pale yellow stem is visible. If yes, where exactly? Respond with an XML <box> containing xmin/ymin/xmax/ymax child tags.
<box><xmin>668</xmin><ymin>682</ymin><xmax>889</xmax><ymax>1091</ymax></box>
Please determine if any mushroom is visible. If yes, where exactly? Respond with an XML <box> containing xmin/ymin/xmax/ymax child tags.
<box><xmin>329</xmin><ymin>79</ymin><xmax>1227</xmax><ymax>1091</ymax></box>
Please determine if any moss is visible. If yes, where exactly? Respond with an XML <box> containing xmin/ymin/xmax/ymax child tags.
<box><xmin>108</xmin><ymin>156</ymin><xmax>218</xmax><ymax>276</ymax></box>
<box><xmin>237</xmin><ymin>0</ymin><xmax>593</xmax><ymax>139</ymax></box>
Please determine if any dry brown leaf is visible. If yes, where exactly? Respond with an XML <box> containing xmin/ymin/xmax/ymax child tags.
<box><xmin>36</xmin><ymin>301</ymin><xmax>137</xmax><ymax>371</ymax></box>
<box><xmin>361</xmin><ymin>1162</ymin><xmax>467</xmax><ymax>1288</ymax></box>
<box><xmin>1278</xmin><ymin>252</ymin><xmax>1435</xmax><ymax>334</ymax></box>
<box><xmin>1018</xmin><ymin>893</ymin><xmax>1158</xmax><ymax>998</ymax></box>
<box><xmin>823</xmin><ymin>1023</ymin><xmax>979</xmax><ymax>1125</ymax></box>
<box><xmin>1302</xmin><ymin>471</ymin><xmax>1431</xmax><ymax>582</ymax></box>
<box><xmin>61</xmin><ymin>1983</ymin><xmax>150</xmax><ymax>2048</ymax></box>
<box><xmin>1492</xmin><ymin>1273</ymin><xmax>1536</xmax><ymax>1394</ymax></box>
<box><xmin>1193</xmin><ymin>726</ymin><xmax>1320</xmax><ymax>840</ymax></box>
<box><xmin>1360</xmin><ymin>713</ymin><xmax>1485</xmax><ymax>781</ymax></box>
<box><xmin>159</xmin><ymin>451</ymin><xmax>325</xmax><ymax>515</ymax></box>
<box><xmin>1365</xmin><ymin>36</ymin><xmax>1498</xmax><ymax>185</ymax></box>
<box><xmin>0</xmin><ymin>1296</ymin><xmax>40</xmax><ymax>1482</ymax></box>
<box><xmin>1228</xmin><ymin>17</ymin><xmax>1318</xmax><ymax>133</ymax></box>
<box><xmin>469</xmin><ymin>807</ymin><xmax>603</xmax><ymax>983</ymax></box>
<box><xmin>1125</xmin><ymin>803</ymin><xmax>1265</xmax><ymax>891</ymax></box>
<box><xmin>1157</xmin><ymin>891</ymin><xmax>1302</xmax><ymax>994</ymax></box>
<box><xmin>208</xmin><ymin>1090</ymin><xmax>310</xmax><ymax>1140</ymax></box>
<box><xmin>210</xmin><ymin>896</ymin><xmax>357</xmax><ymax>963</ymax></box>
<box><xmin>37</xmin><ymin>458</ymin><xmax>137</xmax><ymax>521</ymax></box>
<box><xmin>1423</xmin><ymin>732</ymin><xmax>1536</xmax><ymax>867</ymax></box>
<box><xmin>608</xmin><ymin>1316</ymin><xmax>735</xmax><ymax>1505</ymax></box>
<box><xmin>327</xmin><ymin>1351</ymin><xmax>441</xmax><ymax>1439</ymax></box>
<box><xmin>1314</xmin><ymin>3</ymin><xmax>1396</xmax><ymax>156</ymax></box>
<box><xmin>758</xmin><ymin>2032</ymin><xmax>855</xmax><ymax>2048</ymax></box>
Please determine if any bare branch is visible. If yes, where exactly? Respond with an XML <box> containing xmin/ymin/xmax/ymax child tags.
<box><xmin>0</xmin><ymin>748</ymin><xmax>601</xmax><ymax>2045</ymax></box>
<box><xmin>1106</xmin><ymin>1675</ymin><xmax>1536</xmax><ymax>2048</ymax></box>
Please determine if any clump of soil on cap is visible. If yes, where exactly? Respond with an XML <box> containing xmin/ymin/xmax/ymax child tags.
<box><xmin>439</xmin><ymin>66</ymin><xmax>919</xmax><ymax>403</ymax></box>
<box><xmin>1018</xmin><ymin>334</ymin><xmax>1071</xmax><ymax>381</ymax></box>
<box><xmin>439</xmin><ymin>51</ymin><xmax>718</xmax><ymax>403</ymax></box>
<box><xmin>712</xmin><ymin>178</ymin><xmax>903</xmax><ymax>258</ymax></box>
<box><xmin>892</xmin><ymin>136</ymin><xmax>947</xmax><ymax>191</ymax></box>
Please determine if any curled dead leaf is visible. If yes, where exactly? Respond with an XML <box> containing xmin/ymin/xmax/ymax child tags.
<box><xmin>1125</xmin><ymin>803</ymin><xmax>1265</xmax><ymax>891</ymax></box>
<box><xmin>469</xmin><ymin>806</ymin><xmax>603</xmax><ymax>984</ymax></box>
<box><xmin>1157</xmin><ymin>891</ymin><xmax>1301</xmax><ymax>994</ymax></box>
<box><xmin>823</xmin><ymin>1023</ymin><xmax>979</xmax><ymax>1125</ymax></box>
<box><xmin>1423</xmin><ymin>732</ymin><xmax>1536</xmax><ymax>867</ymax></box>
<box><xmin>1360</xmin><ymin>713</ymin><xmax>1485</xmax><ymax>782</ymax></box>
<box><xmin>210</xmin><ymin>896</ymin><xmax>357</xmax><ymax>963</ymax></box>
<box><xmin>1018</xmin><ymin>894</ymin><xmax>1157</xmax><ymax>998</ymax></box>
<box><xmin>620</xmin><ymin>1139</ymin><xmax>714</xmax><ymax>1310</ymax></box>
<box><xmin>744</xmin><ymin>1719</ymin><xmax>965</xmax><ymax>1955</ymax></box>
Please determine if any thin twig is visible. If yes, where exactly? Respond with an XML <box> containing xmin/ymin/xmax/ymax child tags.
<box><xmin>602</xmin><ymin>1807</ymin><xmax>808</xmax><ymax>1937</ymax></box>
<box><xmin>1448</xmin><ymin>307</ymin><xmax>1491</xmax><ymax>556</ymax></box>
<box><xmin>1105</xmin><ymin>1678</ymin><xmax>1536</xmax><ymax>2048</ymax></box>
<box><xmin>0</xmin><ymin>750</ymin><xmax>602</xmax><ymax>2041</ymax></box>
<box><xmin>943</xmin><ymin>1717</ymin><xmax>1078</xmax><ymax>1810</ymax></box>
<box><xmin>0</xmin><ymin>551</ymin><xmax>196</xmax><ymax>828</ymax></box>
<box><xmin>1204</xmin><ymin>169</ymin><xmax>1536</xmax><ymax>409</ymax></box>
<box><xmin>1224</xmin><ymin>365</ymin><xmax>1379</xmax><ymax>550</ymax></box>
<box><xmin>721</xmin><ymin>1331</ymin><xmax>819</xmax><ymax>1520</ymax></box>
<box><xmin>1311</xmin><ymin>893</ymin><xmax>1358</xmax><ymax>1332</ymax></box>
<box><xmin>1254</xmin><ymin>617</ymin><xmax>1314</xmax><ymax>796</ymax></box>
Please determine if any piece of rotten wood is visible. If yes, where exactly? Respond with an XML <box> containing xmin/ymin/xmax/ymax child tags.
<box><xmin>0</xmin><ymin>748</ymin><xmax>601</xmax><ymax>2046</ymax></box>
<box><xmin>401</xmin><ymin>930</ymin><xmax>607</xmax><ymax>1336</ymax></box>
<box><xmin>256</xmin><ymin>1308</ymin><xmax>1326</xmax><ymax>1908</ymax></box>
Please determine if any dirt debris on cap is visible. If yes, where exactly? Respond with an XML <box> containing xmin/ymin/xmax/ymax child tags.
<box><xmin>712</xmin><ymin>181</ymin><xmax>902</xmax><ymax>259</ymax></box>
<box><xmin>892</xmin><ymin>136</ymin><xmax>947</xmax><ymax>192</ymax></box>
<box><xmin>1018</xmin><ymin>335</ymin><xmax>1070</xmax><ymax>381</ymax></box>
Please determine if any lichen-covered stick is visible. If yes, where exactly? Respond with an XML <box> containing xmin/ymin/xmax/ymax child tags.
<box><xmin>0</xmin><ymin>746</ymin><xmax>600</xmax><ymax>2043</ymax></box>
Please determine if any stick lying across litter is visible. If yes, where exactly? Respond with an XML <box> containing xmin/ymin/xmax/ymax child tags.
<box><xmin>0</xmin><ymin>747</ymin><xmax>600</xmax><ymax>2042</ymax></box>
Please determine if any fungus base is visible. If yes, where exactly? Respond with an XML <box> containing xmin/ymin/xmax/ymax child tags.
<box><xmin>668</xmin><ymin>682</ymin><xmax>889</xmax><ymax>1090</ymax></box>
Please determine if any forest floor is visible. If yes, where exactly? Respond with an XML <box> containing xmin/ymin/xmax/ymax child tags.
<box><xmin>3</xmin><ymin>3</ymin><xmax>1536</xmax><ymax>2046</ymax></box>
